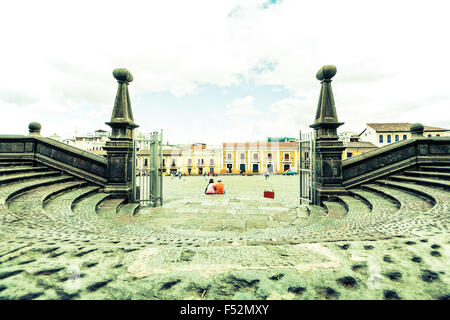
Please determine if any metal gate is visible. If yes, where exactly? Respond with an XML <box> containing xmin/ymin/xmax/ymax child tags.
<box><xmin>299</xmin><ymin>130</ymin><xmax>315</xmax><ymax>205</ymax></box>
<box><xmin>132</xmin><ymin>131</ymin><xmax>163</xmax><ymax>207</ymax></box>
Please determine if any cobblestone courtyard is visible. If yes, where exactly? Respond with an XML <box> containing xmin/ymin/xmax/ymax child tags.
<box><xmin>0</xmin><ymin>174</ymin><xmax>448</xmax><ymax>300</ymax></box>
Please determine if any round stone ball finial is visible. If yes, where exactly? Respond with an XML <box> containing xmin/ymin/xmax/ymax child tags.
<box><xmin>316</xmin><ymin>65</ymin><xmax>337</xmax><ymax>81</ymax></box>
<box><xmin>113</xmin><ymin>68</ymin><xmax>133</xmax><ymax>83</ymax></box>
<box><xmin>28</xmin><ymin>122</ymin><xmax>41</xmax><ymax>136</ymax></box>
<box><xmin>410</xmin><ymin>123</ymin><xmax>424</xmax><ymax>136</ymax></box>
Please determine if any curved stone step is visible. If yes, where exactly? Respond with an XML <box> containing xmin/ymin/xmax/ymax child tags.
<box><xmin>322</xmin><ymin>201</ymin><xmax>347</xmax><ymax>219</ymax></box>
<box><xmin>305</xmin><ymin>205</ymin><xmax>326</xmax><ymax>217</ymax></box>
<box><xmin>44</xmin><ymin>185</ymin><xmax>100</xmax><ymax>212</ymax></box>
<box><xmin>348</xmin><ymin>188</ymin><xmax>400</xmax><ymax>215</ymax></box>
<box><xmin>389</xmin><ymin>175</ymin><xmax>450</xmax><ymax>190</ymax></box>
<box><xmin>0</xmin><ymin>177</ymin><xmax>81</xmax><ymax>234</ymax></box>
<box><xmin>361</xmin><ymin>183</ymin><xmax>435</xmax><ymax>236</ymax></box>
<box><xmin>0</xmin><ymin>175</ymin><xmax>74</xmax><ymax>205</ymax></box>
<box><xmin>376</xmin><ymin>180</ymin><xmax>449</xmax><ymax>234</ymax></box>
<box><xmin>376</xmin><ymin>179</ymin><xmax>437</xmax><ymax>206</ymax></box>
<box><xmin>361</xmin><ymin>184</ymin><xmax>402</xmax><ymax>208</ymax></box>
<box><xmin>419</xmin><ymin>165</ymin><xmax>450</xmax><ymax>173</ymax></box>
<box><xmin>0</xmin><ymin>161</ymin><xmax>34</xmax><ymax>167</ymax></box>
<box><xmin>370</xmin><ymin>182</ymin><xmax>434</xmax><ymax>211</ymax></box>
<box><xmin>72</xmin><ymin>193</ymin><xmax>113</xmax><ymax>226</ymax></box>
<box><xmin>0</xmin><ymin>170</ymin><xmax>61</xmax><ymax>186</ymax></box>
<box><xmin>8</xmin><ymin>180</ymin><xmax>88</xmax><ymax>205</ymax></box>
<box><xmin>43</xmin><ymin>185</ymin><xmax>104</xmax><ymax>233</ymax></box>
<box><xmin>96</xmin><ymin>198</ymin><xmax>126</xmax><ymax>218</ymax></box>
<box><xmin>0</xmin><ymin>166</ymin><xmax>49</xmax><ymax>176</ymax></box>
<box><xmin>118</xmin><ymin>203</ymin><xmax>140</xmax><ymax>216</ymax></box>
<box><xmin>404</xmin><ymin>170</ymin><xmax>450</xmax><ymax>180</ymax></box>
<box><xmin>336</xmin><ymin>195</ymin><xmax>371</xmax><ymax>220</ymax></box>
<box><xmin>347</xmin><ymin>188</ymin><xmax>401</xmax><ymax>230</ymax></box>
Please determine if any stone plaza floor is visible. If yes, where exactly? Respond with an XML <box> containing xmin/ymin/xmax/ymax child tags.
<box><xmin>0</xmin><ymin>174</ymin><xmax>448</xmax><ymax>300</ymax></box>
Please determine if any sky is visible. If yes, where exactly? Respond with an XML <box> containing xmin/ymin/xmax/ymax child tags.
<box><xmin>0</xmin><ymin>0</ymin><xmax>449</xmax><ymax>145</ymax></box>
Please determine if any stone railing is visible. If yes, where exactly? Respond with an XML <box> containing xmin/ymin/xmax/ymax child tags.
<box><xmin>342</xmin><ymin>136</ymin><xmax>450</xmax><ymax>188</ymax></box>
<box><xmin>0</xmin><ymin>134</ymin><xmax>107</xmax><ymax>186</ymax></box>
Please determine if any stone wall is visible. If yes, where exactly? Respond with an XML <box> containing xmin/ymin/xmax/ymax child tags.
<box><xmin>0</xmin><ymin>135</ymin><xmax>107</xmax><ymax>186</ymax></box>
<box><xmin>342</xmin><ymin>137</ymin><xmax>450</xmax><ymax>188</ymax></box>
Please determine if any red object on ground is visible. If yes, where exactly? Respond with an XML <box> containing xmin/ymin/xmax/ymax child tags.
<box><xmin>264</xmin><ymin>190</ymin><xmax>275</xmax><ymax>199</ymax></box>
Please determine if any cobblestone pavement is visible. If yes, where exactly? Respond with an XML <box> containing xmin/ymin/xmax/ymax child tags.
<box><xmin>0</xmin><ymin>169</ymin><xmax>449</xmax><ymax>300</ymax></box>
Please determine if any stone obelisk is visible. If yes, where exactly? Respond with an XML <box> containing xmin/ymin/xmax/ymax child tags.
<box><xmin>310</xmin><ymin>65</ymin><xmax>348</xmax><ymax>204</ymax></box>
<box><xmin>103</xmin><ymin>68</ymin><xmax>139</xmax><ymax>200</ymax></box>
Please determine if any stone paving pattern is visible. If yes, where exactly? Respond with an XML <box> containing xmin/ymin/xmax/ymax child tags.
<box><xmin>0</xmin><ymin>163</ymin><xmax>448</xmax><ymax>300</ymax></box>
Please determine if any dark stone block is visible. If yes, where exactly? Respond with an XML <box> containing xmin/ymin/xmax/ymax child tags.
<box><xmin>0</xmin><ymin>142</ymin><xmax>25</xmax><ymax>153</ymax></box>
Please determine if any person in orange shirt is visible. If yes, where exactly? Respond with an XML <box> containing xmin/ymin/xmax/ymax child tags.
<box><xmin>215</xmin><ymin>178</ymin><xmax>225</xmax><ymax>194</ymax></box>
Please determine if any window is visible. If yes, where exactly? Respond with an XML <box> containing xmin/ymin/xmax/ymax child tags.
<box><xmin>428</xmin><ymin>134</ymin><xmax>432</xmax><ymax>137</ymax></box>
<box><xmin>379</xmin><ymin>135</ymin><xmax>383</xmax><ymax>143</ymax></box>
<box><xmin>187</xmin><ymin>158</ymin><xmax>192</xmax><ymax>165</ymax></box>
<box><xmin>227</xmin><ymin>153</ymin><xmax>232</xmax><ymax>160</ymax></box>
<box><xmin>395</xmin><ymin>135</ymin><xmax>399</xmax><ymax>142</ymax></box>
<box><xmin>403</xmin><ymin>135</ymin><xmax>407</xmax><ymax>140</ymax></box>
<box><xmin>210</xmin><ymin>159</ymin><xmax>214</xmax><ymax>165</ymax></box>
<box><xmin>144</xmin><ymin>159</ymin><xmax>148</xmax><ymax>167</ymax></box>
<box><xmin>253</xmin><ymin>153</ymin><xmax>258</xmax><ymax>160</ymax></box>
<box><xmin>387</xmin><ymin>135</ymin><xmax>391</xmax><ymax>143</ymax></box>
<box><xmin>347</xmin><ymin>152</ymin><xmax>353</xmax><ymax>158</ymax></box>
<box><xmin>198</xmin><ymin>158</ymin><xmax>204</xmax><ymax>165</ymax></box>
<box><xmin>284</xmin><ymin>153</ymin><xmax>290</xmax><ymax>160</ymax></box>
<box><xmin>436</xmin><ymin>134</ymin><xmax>440</xmax><ymax>137</ymax></box>
<box><xmin>240</xmin><ymin>153</ymin><xmax>245</xmax><ymax>161</ymax></box>
<box><xmin>162</xmin><ymin>159</ymin><xmax>165</xmax><ymax>166</ymax></box>
<box><xmin>171</xmin><ymin>159</ymin><xmax>176</xmax><ymax>166</ymax></box>
<box><xmin>267</xmin><ymin>153</ymin><xmax>272</xmax><ymax>161</ymax></box>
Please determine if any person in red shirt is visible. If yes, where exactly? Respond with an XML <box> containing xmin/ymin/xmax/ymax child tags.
<box><xmin>215</xmin><ymin>178</ymin><xmax>225</xmax><ymax>194</ymax></box>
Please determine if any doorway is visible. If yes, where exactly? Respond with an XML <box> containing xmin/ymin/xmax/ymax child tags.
<box><xmin>252</xmin><ymin>164</ymin><xmax>259</xmax><ymax>173</ymax></box>
<box><xmin>240</xmin><ymin>164</ymin><xmax>245</xmax><ymax>174</ymax></box>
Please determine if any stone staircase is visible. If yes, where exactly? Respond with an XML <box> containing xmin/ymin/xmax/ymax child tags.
<box><xmin>0</xmin><ymin>160</ymin><xmax>140</xmax><ymax>242</ymax></box>
<box><xmin>301</xmin><ymin>163</ymin><xmax>449</xmax><ymax>241</ymax></box>
<box><xmin>0</xmin><ymin>160</ymin><xmax>448</xmax><ymax>244</ymax></box>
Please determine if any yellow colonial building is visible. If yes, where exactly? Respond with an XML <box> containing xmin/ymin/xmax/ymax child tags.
<box><xmin>178</xmin><ymin>143</ymin><xmax>222</xmax><ymax>175</ymax></box>
<box><xmin>221</xmin><ymin>142</ymin><xmax>299</xmax><ymax>174</ymax></box>
<box><xmin>136</xmin><ymin>143</ymin><xmax>222</xmax><ymax>175</ymax></box>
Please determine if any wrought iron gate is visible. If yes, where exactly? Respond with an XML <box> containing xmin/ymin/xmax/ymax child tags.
<box><xmin>299</xmin><ymin>130</ymin><xmax>315</xmax><ymax>205</ymax></box>
<box><xmin>132</xmin><ymin>131</ymin><xmax>163</xmax><ymax>207</ymax></box>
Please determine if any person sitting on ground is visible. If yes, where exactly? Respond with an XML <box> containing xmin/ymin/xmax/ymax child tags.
<box><xmin>215</xmin><ymin>178</ymin><xmax>225</xmax><ymax>194</ymax></box>
<box><xmin>205</xmin><ymin>178</ymin><xmax>216</xmax><ymax>195</ymax></box>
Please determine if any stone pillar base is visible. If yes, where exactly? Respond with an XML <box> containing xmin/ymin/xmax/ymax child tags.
<box><xmin>315</xmin><ymin>186</ymin><xmax>348</xmax><ymax>204</ymax></box>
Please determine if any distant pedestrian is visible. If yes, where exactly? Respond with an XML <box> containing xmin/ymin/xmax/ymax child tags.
<box><xmin>179</xmin><ymin>172</ymin><xmax>182</xmax><ymax>179</ymax></box>
<box><xmin>265</xmin><ymin>172</ymin><xmax>269</xmax><ymax>180</ymax></box>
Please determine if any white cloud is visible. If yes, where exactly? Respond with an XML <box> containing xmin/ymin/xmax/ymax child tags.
<box><xmin>225</xmin><ymin>96</ymin><xmax>259</xmax><ymax>121</ymax></box>
<box><xmin>0</xmin><ymin>0</ymin><xmax>449</xmax><ymax>142</ymax></box>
